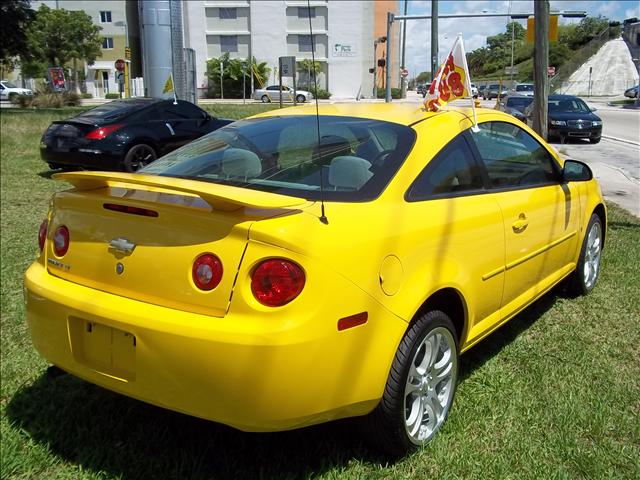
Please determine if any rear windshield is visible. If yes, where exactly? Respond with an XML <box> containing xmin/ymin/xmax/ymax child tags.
<box><xmin>489</xmin><ymin>84</ymin><xmax>499</xmax><ymax>89</ymax></box>
<box><xmin>74</xmin><ymin>100</ymin><xmax>153</xmax><ymax>122</ymax></box>
<box><xmin>516</xmin><ymin>84</ymin><xmax>534</xmax><ymax>92</ymax></box>
<box><xmin>141</xmin><ymin>115</ymin><xmax>416</xmax><ymax>202</ymax></box>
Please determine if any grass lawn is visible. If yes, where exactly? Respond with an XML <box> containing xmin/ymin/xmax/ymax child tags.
<box><xmin>1</xmin><ymin>107</ymin><xmax>639</xmax><ymax>479</ymax></box>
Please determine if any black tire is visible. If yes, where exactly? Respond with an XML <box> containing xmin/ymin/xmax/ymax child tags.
<box><xmin>8</xmin><ymin>92</ymin><xmax>18</xmax><ymax>102</ymax></box>
<box><xmin>123</xmin><ymin>143</ymin><xmax>156</xmax><ymax>172</ymax></box>
<box><xmin>261</xmin><ymin>95</ymin><xmax>271</xmax><ymax>103</ymax></box>
<box><xmin>362</xmin><ymin>310</ymin><xmax>459</xmax><ymax>457</ymax></box>
<box><xmin>296</xmin><ymin>94</ymin><xmax>306</xmax><ymax>103</ymax></box>
<box><xmin>566</xmin><ymin>213</ymin><xmax>603</xmax><ymax>296</ymax></box>
<box><xmin>589</xmin><ymin>137</ymin><xmax>601</xmax><ymax>144</ymax></box>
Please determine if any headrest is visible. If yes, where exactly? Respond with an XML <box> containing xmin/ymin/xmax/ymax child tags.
<box><xmin>222</xmin><ymin>148</ymin><xmax>262</xmax><ymax>180</ymax></box>
<box><xmin>328</xmin><ymin>156</ymin><xmax>373</xmax><ymax>190</ymax></box>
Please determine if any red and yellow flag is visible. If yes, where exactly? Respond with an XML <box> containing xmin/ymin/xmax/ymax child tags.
<box><xmin>424</xmin><ymin>34</ymin><xmax>473</xmax><ymax>111</ymax></box>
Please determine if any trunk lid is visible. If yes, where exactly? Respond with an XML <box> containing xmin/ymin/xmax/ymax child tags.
<box><xmin>46</xmin><ymin>172</ymin><xmax>308</xmax><ymax>317</ymax></box>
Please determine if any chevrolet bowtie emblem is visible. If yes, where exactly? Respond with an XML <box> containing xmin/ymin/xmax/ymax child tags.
<box><xmin>109</xmin><ymin>237</ymin><xmax>136</xmax><ymax>254</ymax></box>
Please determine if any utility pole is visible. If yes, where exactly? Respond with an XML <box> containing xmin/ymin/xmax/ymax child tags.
<box><xmin>385</xmin><ymin>12</ymin><xmax>393</xmax><ymax>102</ymax></box>
<box><xmin>431</xmin><ymin>0</ymin><xmax>438</xmax><ymax>82</ymax></box>
<box><xmin>532</xmin><ymin>0</ymin><xmax>549</xmax><ymax>140</ymax></box>
<box><xmin>400</xmin><ymin>0</ymin><xmax>408</xmax><ymax>98</ymax></box>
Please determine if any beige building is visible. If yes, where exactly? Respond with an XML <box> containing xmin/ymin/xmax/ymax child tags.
<box><xmin>31</xmin><ymin>0</ymin><xmax>142</xmax><ymax>98</ymax></box>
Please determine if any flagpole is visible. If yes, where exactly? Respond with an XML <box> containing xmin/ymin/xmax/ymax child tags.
<box><xmin>457</xmin><ymin>33</ymin><xmax>479</xmax><ymax>131</ymax></box>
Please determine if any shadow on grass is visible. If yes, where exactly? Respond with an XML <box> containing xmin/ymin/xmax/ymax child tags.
<box><xmin>7</xmin><ymin>289</ymin><xmax>563</xmax><ymax>479</ymax></box>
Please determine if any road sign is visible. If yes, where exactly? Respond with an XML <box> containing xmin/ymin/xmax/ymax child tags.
<box><xmin>505</xmin><ymin>66</ymin><xmax>519</xmax><ymax>75</ymax></box>
<box><xmin>279</xmin><ymin>56</ymin><xmax>295</xmax><ymax>77</ymax></box>
<box><xmin>125</xmin><ymin>48</ymin><xmax>131</xmax><ymax>60</ymax></box>
<box><xmin>548</xmin><ymin>66</ymin><xmax>556</xmax><ymax>76</ymax></box>
<box><xmin>526</xmin><ymin>15</ymin><xmax>559</xmax><ymax>43</ymax></box>
<box><xmin>115</xmin><ymin>59</ymin><xmax>126</xmax><ymax>72</ymax></box>
<box><xmin>116</xmin><ymin>72</ymin><xmax>125</xmax><ymax>85</ymax></box>
<box><xmin>401</xmin><ymin>68</ymin><xmax>409</xmax><ymax>78</ymax></box>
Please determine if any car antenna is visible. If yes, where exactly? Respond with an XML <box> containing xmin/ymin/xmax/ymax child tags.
<box><xmin>307</xmin><ymin>0</ymin><xmax>328</xmax><ymax>224</ymax></box>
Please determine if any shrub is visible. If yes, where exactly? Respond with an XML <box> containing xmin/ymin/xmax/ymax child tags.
<box><xmin>61</xmin><ymin>91</ymin><xmax>81</xmax><ymax>106</ymax></box>
<box><xmin>31</xmin><ymin>93</ymin><xmax>64</xmax><ymax>108</ymax></box>
<box><xmin>312</xmin><ymin>88</ymin><xmax>331</xmax><ymax>99</ymax></box>
<box><xmin>81</xmin><ymin>93</ymin><xmax>93</xmax><ymax>99</ymax></box>
<box><xmin>10</xmin><ymin>94</ymin><xmax>31</xmax><ymax>107</ymax></box>
<box><xmin>376</xmin><ymin>87</ymin><xmax>402</xmax><ymax>99</ymax></box>
<box><xmin>105</xmin><ymin>93</ymin><xmax>120</xmax><ymax>99</ymax></box>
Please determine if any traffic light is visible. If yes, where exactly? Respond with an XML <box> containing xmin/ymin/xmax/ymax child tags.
<box><xmin>377</xmin><ymin>58</ymin><xmax>386</xmax><ymax>68</ymax></box>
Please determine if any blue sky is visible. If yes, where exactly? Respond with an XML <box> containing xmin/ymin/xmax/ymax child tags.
<box><xmin>403</xmin><ymin>0</ymin><xmax>640</xmax><ymax>76</ymax></box>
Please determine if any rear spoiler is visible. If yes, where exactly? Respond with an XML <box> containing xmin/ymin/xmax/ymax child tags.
<box><xmin>53</xmin><ymin>171</ymin><xmax>308</xmax><ymax>211</ymax></box>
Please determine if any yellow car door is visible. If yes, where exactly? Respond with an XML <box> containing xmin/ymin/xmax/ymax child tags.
<box><xmin>467</xmin><ymin>120</ymin><xmax>581</xmax><ymax>318</ymax></box>
<box><xmin>399</xmin><ymin>130</ymin><xmax>505</xmax><ymax>348</ymax></box>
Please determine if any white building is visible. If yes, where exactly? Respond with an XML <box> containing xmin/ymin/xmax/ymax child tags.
<box><xmin>183</xmin><ymin>0</ymin><xmax>400</xmax><ymax>99</ymax></box>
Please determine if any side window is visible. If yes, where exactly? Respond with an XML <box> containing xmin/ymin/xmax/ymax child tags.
<box><xmin>266</xmin><ymin>86</ymin><xmax>278</xmax><ymax>91</ymax></box>
<box><xmin>131</xmin><ymin>106</ymin><xmax>161</xmax><ymax>123</ymax></box>
<box><xmin>161</xmin><ymin>102</ymin><xmax>204</xmax><ymax>120</ymax></box>
<box><xmin>469</xmin><ymin>121</ymin><xmax>559</xmax><ymax>188</ymax></box>
<box><xmin>406</xmin><ymin>134</ymin><xmax>483</xmax><ymax>201</ymax></box>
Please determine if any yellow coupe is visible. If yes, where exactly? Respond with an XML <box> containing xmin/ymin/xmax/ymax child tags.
<box><xmin>25</xmin><ymin>104</ymin><xmax>605</xmax><ymax>455</ymax></box>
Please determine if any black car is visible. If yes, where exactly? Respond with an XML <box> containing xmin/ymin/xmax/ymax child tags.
<box><xmin>40</xmin><ymin>98</ymin><xmax>233</xmax><ymax>171</ymax></box>
<box><xmin>497</xmin><ymin>94</ymin><xmax>533</xmax><ymax>122</ymax></box>
<box><xmin>525</xmin><ymin>94</ymin><xmax>602</xmax><ymax>144</ymax></box>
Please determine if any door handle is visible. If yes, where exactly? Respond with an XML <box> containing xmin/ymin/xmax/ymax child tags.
<box><xmin>165</xmin><ymin>123</ymin><xmax>175</xmax><ymax>135</ymax></box>
<box><xmin>512</xmin><ymin>214</ymin><xmax>529</xmax><ymax>233</ymax></box>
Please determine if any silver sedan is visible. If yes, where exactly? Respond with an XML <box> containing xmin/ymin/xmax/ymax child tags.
<box><xmin>252</xmin><ymin>85</ymin><xmax>314</xmax><ymax>103</ymax></box>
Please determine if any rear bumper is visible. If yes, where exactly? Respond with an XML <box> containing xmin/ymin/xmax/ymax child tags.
<box><xmin>24</xmin><ymin>260</ymin><xmax>406</xmax><ymax>431</ymax></box>
<box><xmin>40</xmin><ymin>145</ymin><xmax>123</xmax><ymax>170</ymax></box>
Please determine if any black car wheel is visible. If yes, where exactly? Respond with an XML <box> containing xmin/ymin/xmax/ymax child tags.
<box><xmin>123</xmin><ymin>144</ymin><xmax>156</xmax><ymax>172</ymax></box>
<box><xmin>296</xmin><ymin>94</ymin><xmax>306</xmax><ymax>103</ymax></box>
<box><xmin>589</xmin><ymin>137</ymin><xmax>601</xmax><ymax>144</ymax></box>
<box><xmin>261</xmin><ymin>95</ymin><xmax>271</xmax><ymax>103</ymax></box>
<box><xmin>362</xmin><ymin>310</ymin><xmax>459</xmax><ymax>456</ymax></box>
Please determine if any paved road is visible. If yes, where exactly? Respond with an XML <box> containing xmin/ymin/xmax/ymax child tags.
<box><xmin>596</xmin><ymin>108</ymin><xmax>640</xmax><ymax>145</ymax></box>
<box><xmin>552</xmin><ymin>138</ymin><xmax>639</xmax><ymax>218</ymax></box>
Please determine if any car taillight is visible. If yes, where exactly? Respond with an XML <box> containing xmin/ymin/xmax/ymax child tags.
<box><xmin>85</xmin><ymin>124</ymin><xmax>124</xmax><ymax>140</ymax></box>
<box><xmin>38</xmin><ymin>219</ymin><xmax>48</xmax><ymax>251</ymax></box>
<box><xmin>192</xmin><ymin>253</ymin><xmax>223</xmax><ymax>291</ymax></box>
<box><xmin>53</xmin><ymin>225</ymin><xmax>69</xmax><ymax>257</ymax></box>
<box><xmin>251</xmin><ymin>259</ymin><xmax>305</xmax><ymax>307</ymax></box>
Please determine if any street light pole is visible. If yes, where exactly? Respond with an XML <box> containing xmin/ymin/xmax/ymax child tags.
<box><xmin>400</xmin><ymin>0</ymin><xmax>408</xmax><ymax>98</ymax></box>
<box><xmin>431</xmin><ymin>0</ymin><xmax>438</xmax><ymax>82</ymax></box>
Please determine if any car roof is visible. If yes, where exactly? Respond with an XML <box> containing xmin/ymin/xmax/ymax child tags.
<box><xmin>548</xmin><ymin>94</ymin><xmax>583</xmax><ymax>100</ymax></box>
<box><xmin>250</xmin><ymin>102</ymin><xmax>506</xmax><ymax>127</ymax></box>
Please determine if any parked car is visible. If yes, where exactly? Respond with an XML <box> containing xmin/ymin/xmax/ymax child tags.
<box><xmin>513</xmin><ymin>83</ymin><xmax>534</xmax><ymax>97</ymax></box>
<box><xmin>483</xmin><ymin>83</ymin><xmax>509</xmax><ymax>100</ymax></box>
<box><xmin>416</xmin><ymin>83</ymin><xmax>428</xmax><ymax>96</ymax></box>
<box><xmin>26</xmin><ymin>104</ymin><xmax>605</xmax><ymax>457</ymax></box>
<box><xmin>497</xmin><ymin>94</ymin><xmax>534</xmax><ymax>122</ymax></box>
<box><xmin>524</xmin><ymin>94</ymin><xmax>602</xmax><ymax>143</ymax></box>
<box><xmin>470</xmin><ymin>83</ymin><xmax>479</xmax><ymax>98</ymax></box>
<box><xmin>624</xmin><ymin>85</ymin><xmax>639</xmax><ymax>98</ymax></box>
<box><xmin>0</xmin><ymin>80</ymin><xmax>33</xmax><ymax>101</ymax></box>
<box><xmin>252</xmin><ymin>85</ymin><xmax>313</xmax><ymax>103</ymax></box>
<box><xmin>40</xmin><ymin>98</ymin><xmax>233</xmax><ymax>171</ymax></box>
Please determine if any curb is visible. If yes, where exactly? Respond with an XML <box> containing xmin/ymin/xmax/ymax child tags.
<box><xmin>601</xmin><ymin>135</ymin><xmax>640</xmax><ymax>146</ymax></box>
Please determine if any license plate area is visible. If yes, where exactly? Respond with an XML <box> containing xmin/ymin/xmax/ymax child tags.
<box><xmin>68</xmin><ymin>317</ymin><xmax>136</xmax><ymax>381</ymax></box>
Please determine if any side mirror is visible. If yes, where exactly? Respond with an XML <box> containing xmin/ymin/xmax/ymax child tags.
<box><xmin>590</xmin><ymin>107</ymin><xmax>598</xmax><ymax>112</ymax></box>
<box><xmin>203</xmin><ymin>111</ymin><xmax>212</xmax><ymax>121</ymax></box>
<box><xmin>563</xmin><ymin>159</ymin><xmax>593</xmax><ymax>182</ymax></box>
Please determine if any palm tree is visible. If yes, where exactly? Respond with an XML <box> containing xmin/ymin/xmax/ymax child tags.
<box><xmin>297</xmin><ymin>58</ymin><xmax>321</xmax><ymax>90</ymax></box>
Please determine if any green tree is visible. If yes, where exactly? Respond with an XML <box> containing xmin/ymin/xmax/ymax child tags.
<box><xmin>0</xmin><ymin>0</ymin><xmax>35</xmax><ymax>66</ymax></box>
<box><xmin>414</xmin><ymin>71</ymin><xmax>431</xmax><ymax>84</ymax></box>
<box><xmin>206</xmin><ymin>54</ymin><xmax>271</xmax><ymax>98</ymax></box>
<box><xmin>25</xmin><ymin>5</ymin><xmax>102</xmax><ymax>90</ymax></box>
<box><xmin>297</xmin><ymin>59</ymin><xmax>322</xmax><ymax>90</ymax></box>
